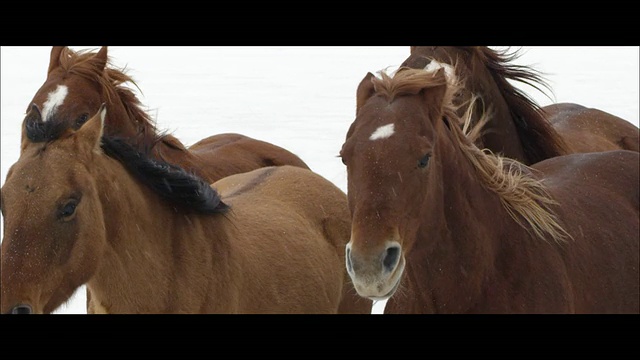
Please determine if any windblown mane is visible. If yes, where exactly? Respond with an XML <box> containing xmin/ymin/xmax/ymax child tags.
<box><xmin>469</xmin><ymin>47</ymin><xmax>571</xmax><ymax>162</ymax></box>
<box><xmin>372</xmin><ymin>67</ymin><xmax>571</xmax><ymax>243</ymax></box>
<box><xmin>24</xmin><ymin>117</ymin><xmax>227</xmax><ymax>214</ymax></box>
<box><xmin>101</xmin><ymin>136</ymin><xmax>228</xmax><ymax>214</ymax></box>
<box><xmin>55</xmin><ymin>47</ymin><xmax>165</xmax><ymax>151</ymax></box>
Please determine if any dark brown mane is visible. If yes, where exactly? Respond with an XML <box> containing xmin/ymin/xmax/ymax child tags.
<box><xmin>469</xmin><ymin>47</ymin><xmax>570</xmax><ymax>162</ymax></box>
<box><xmin>56</xmin><ymin>47</ymin><xmax>162</xmax><ymax>151</ymax></box>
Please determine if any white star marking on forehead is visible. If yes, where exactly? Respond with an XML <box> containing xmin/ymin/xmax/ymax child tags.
<box><xmin>370</xmin><ymin>123</ymin><xmax>395</xmax><ymax>140</ymax></box>
<box><xmin>41</xmin><ymin>84</ymin><xmax>68</xmax><ymax>121</ymax></box>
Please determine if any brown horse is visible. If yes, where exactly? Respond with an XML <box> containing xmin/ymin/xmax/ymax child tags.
<box><xmin>341</xmin><ymin>67</ymin><xmax>639</xmax><ymax>313</ymax></box>
<box><xmin>0</xmin><ymin>105</ymin><xmax>371</xmax><ymax>314</ymax></box>
<box><xmin>26</xmin><ymin>46</ymin><xmax>310</xmax><ymax>180</ymax></box>
<box><xmin>397</xmin><ymin>46</ymin><xmax>639</xmax><ymax>164</ymax></box>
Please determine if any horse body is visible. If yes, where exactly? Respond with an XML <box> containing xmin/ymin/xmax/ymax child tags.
<box><xmin>401</xmin><ymin>46</ymin><xmax>639</xmax><ymax>164</ymax></box>
<box><xmin>342</xmin><ymin>67</ymin><xmax>639</xmax><ymax>313</ymax></box>
<box><xmin>1</xmin><ymin>107</ymin><xmax>353</xmax><ymax>314</ymax></box>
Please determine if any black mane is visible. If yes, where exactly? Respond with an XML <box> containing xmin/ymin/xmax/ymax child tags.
<box><xmin>101</xmin><ymin>136</ymin><xmax>229</xmax><ymax>214</ymax></box>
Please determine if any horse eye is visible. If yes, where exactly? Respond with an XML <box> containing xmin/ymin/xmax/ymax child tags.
<box><xmin>75</xmin><ymin>114</ymin><xmax>89</xmax><ymax>127</ymax></box>
<box><xmin>59</xmin><ymin>200</ymin><xmax>78</xmax><ymax>220</ymax></box>
<box><xmin>417</xmin><ymin>153</ymin><xmax>431</xmax><ymax>168</ymax></box>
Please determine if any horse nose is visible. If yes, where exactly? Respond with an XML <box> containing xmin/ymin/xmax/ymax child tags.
<box><xmin>10</xmin><ymin>304</ymin><xmax>33</xmax><ymax>314</ymax></box>
<box><xmin>382</xmin><ymin>244</ymin><xmax>401</xmax><ymax>273</ymax></box>
<box><xmin>346</xmin><ymin>242</ymin><xmax>402</xmax><ymax>275</ymax></box>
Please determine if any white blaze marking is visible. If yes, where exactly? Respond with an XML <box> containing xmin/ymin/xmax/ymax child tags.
<box><xmin>369</xmin><ymin>123</ymin><xmax>395</xmax><ymax>140</ymax></box>
<box><xmin>41</xmin><ymin>85</ymin><xmax>68</xmax><ymax>121</ymax></box>
<box><xmin>424</xmin><ymin>60</ymin><xmax>456</xmax><ymax>84</ymax></box>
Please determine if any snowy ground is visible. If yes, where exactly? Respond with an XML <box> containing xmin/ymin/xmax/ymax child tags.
<box><xmin>1</xmin><ymin>46</ymin><xmax>638</xmax><ymax>314</ymax></box>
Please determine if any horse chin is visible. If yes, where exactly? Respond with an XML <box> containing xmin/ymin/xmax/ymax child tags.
<box><xmin>363</xmin><ymin>256</ymin><xmax>406</xmax><ymax>302</ymax></box>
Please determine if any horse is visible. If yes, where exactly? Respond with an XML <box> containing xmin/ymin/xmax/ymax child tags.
<box><xmin>396</xmin><ymin>46</ymin><xmax>639</xmax><ymax>165</ymax></box>
<box><xmin>26</xmin><ymin>46</ymin><xmax>311</xmax><ymax>179</ymax></box>
<box><xmin>341</xmin><ymin>67</ymin><xmax>639</xmax><ymax>313</ymax></box>
<box><xmin>0</xmin><ymin>104</ymin><xmax>372</xmax><ymax>314</ymax></box>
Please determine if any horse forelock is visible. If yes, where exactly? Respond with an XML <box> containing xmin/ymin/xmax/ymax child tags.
<box><xmin>25</xmin><ymin>116</ymin><xmax>71</xmax><ymax>143</ymax></box>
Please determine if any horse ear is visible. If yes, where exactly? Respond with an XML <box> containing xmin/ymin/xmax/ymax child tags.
<box><xmin>77</xmin><ymin>103</ymin><xmax>107</xmax><ymax>152</ymax></box>
<box><xmin>93</xmin><ymin>46</ymin><xmax>109</xmax><ymax>71</ymax></box>
<box><xmin>356</xmin><ymin>72</ymin><xmax>376</xmax><ymax>116</ymax></box>
<box><xmin>48</xmin><ymin>46</ymin><xmax>66</xmax><ymax>74</ymax></box>
<box><xmin>410</xmin><ymin>46</ymin><xmax>417</xmax><ymax>54</ymax></box>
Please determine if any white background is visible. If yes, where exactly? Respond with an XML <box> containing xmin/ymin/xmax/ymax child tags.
<box><xmin>1</xmin><ymin>46</ymin><xmax>638</xmax><ymax>314</ymax></box>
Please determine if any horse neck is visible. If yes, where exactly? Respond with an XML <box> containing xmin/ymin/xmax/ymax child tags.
<box><xmin>463</xmin><ymin>68</ymin><xmax>529</xmax><ymax>163</ymax></box>
<box><xmin>409</xmin><ymin>124</ymin><xmax>518</xmax><ymax>312</ymax></box>
<box><xmin>104</xmin><ymin>94</ymin><xmax>144</xmax><ymax>140</ymax></box>
<box><xmin>86</xmin><ymin>156</ymin><xmax>221</xmax><ymax>313</ymax></box>
<box><xmin>149</xmin><ymin>135</ymin><xmax>219</xmax><ymax>182</ymax></box>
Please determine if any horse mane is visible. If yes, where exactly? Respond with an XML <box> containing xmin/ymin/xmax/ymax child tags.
<box><xmin>100</xmin><ymin>136</ymin><xmax>229</xmax><ymax>214</ymax></box>
<box><xmin>469</xmin><ymin>47</ymin><xmax>571</xmax><ymax>162</ymax></box>
<box><xmin>23</xmin><ymin>116</ymin><xmax>227</xmax><ymax>214</ymax></box>
<box><xmin>56</xmin><ymin>47</ymin><xmax>166</xmax><ymax>151</ymax></box>
<box><xmin>371</xmin><ymin>67</ymin><xmax>571</xmax><ymax>243</ymax></box>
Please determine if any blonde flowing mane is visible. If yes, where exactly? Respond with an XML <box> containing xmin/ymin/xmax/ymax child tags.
<box><xmin>372</xmin><ymin>67</ymin><xmax>571</xmax><ymax>243</ymax></box>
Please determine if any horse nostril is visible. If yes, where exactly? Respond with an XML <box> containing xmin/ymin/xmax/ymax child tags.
<box><xmin>11</xmin><ymin>304</ymin><xmax>33</xmax><ymax>314</ymax></box>
<box><xmin>345</xmin><ymin>246</ymin><xmax>354</xmax><ymax>273</ymax></box>
<box><xmin>382</xmin><ymin>245</ymin><xmax>401</xmax><ymax>272</ymax></box>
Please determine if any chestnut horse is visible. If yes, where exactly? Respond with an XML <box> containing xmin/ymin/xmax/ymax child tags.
<box><xmin>341</xmin><ymin>67</ymin><xmax>639</xmax><ymax>313</ymax></box>
<box><xmin>26</xmin><ymin>46</ymin><xmax>310</xmax><ymax>178</ymax></box>
<box><xmin>396</xmin><ymin>46</ymin><xmax>639</xmax><ymax>165</ymax></box>
<box><xmin>0</xmin><ymin>105</ymin><xmax>369</xmax><ymax>314</ymax></box>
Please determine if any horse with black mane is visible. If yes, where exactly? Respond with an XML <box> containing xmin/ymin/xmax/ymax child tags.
<box><xmin>1</xmin><ymin>105</ymin><xmax>369</xmax><ymax>314</ymax></box>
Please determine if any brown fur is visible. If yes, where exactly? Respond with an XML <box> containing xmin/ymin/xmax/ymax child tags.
<box><xmin>1</xmin><ymin>109</ymin><xmax>364</xmax><ymax>314</ymax></box>
<box><xmin>401</xmin><ymin>46</ymin><xmax>639</xmax><ymax>164</ymax></box>
<box><xmin>341</xmin><ymin>67</ymin><xmax>639</xmax><ymax>313</ymax></box>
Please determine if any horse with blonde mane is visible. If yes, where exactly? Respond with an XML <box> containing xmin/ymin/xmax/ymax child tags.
<box><xmin>342</xmin><ymin>66</ymin><xmax>639</xmax><ymax>313</ymax></box>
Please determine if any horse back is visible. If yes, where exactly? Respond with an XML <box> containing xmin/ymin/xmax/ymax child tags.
<box><xmin>213</xmin><ymin>165</ymin><xmax>350</xmax><ymax>238</ymax></box>
<box><xmin>533</xmin><ymin>150</ymin><xmax>639</xmax><ymax>313</ymax></box>
<box><xmin>208</xmin><ymin>166</ymin><xmax>352</xmax><ymax>313</ymax></box>
<box><xmin>543</xmin><ymin>103</ymin><xmax>640</xmax><ymax>153</ymax></box>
